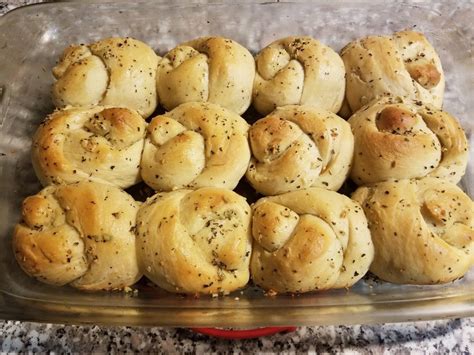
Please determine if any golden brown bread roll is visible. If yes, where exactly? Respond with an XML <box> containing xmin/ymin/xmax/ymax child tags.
<box><xmin>53</xmin><ymin>37</ymin><xmax>159</xmax><ymax>118</ymax></box>
<box><xmin>253</xmin><ymin>36</ymin><xmax>345</xmax><ymax>115</ymax></box>
<box><xmin>341</xmin><ymin>30</ymin><xmax>444</xmax><ymax>116</ymax></box>
<box><xmin>352</xmin><ymin>178</ymin><xmax>473</xmax><ymax>284</ymax></box>
<box><xmin>250</xmin><ymin>188</ymin><xmax>374</xmax><ymax>293</ymax></box>
<box><xmin>141</xmin><ymin>102</ymin><xmax>250</xmax><ymax>191</ymax></box>
<box><xmin>13</xmin><ymin>181</ymin><xmax>141</xmax><ymax>290</ymax></box>
<box><xmin>32</xmin><ymin>106</ymin><xmax>146</xmax><ymax>189</ymax></box>
<box><xmin>156</xmin><ymin>36</ymin><xmax>255</xmax><ymax>115</ymax></box>
<box><xmin>246</xmin><ymin>105</ymin><xmax>354</xmax><ymax>195</ymax></box>
<box><xmin>349</xmin><ymin>97</ymin><xmax>468</xmax><ymax>185</ymax></box>
<box><xmin>136</xmin><ymin>188</ymin><xmax>252</xmax><ymax>295</ymax></box>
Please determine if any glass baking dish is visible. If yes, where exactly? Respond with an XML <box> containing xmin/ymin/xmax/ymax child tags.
<box><xmin>0</xmin><ymin>1</ymin><xmax>472</xmax><ymax>327</ymax></box>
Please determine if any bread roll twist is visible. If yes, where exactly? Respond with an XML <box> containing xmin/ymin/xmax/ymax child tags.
<box><xmin>349</xmin><ymin>97</ymin><xmax>468</xmax><ymax>185</ymax></box>
<box><xmin>136</xmin><ymin>188</ymin><xmax>252</xmax><ymax>294</ymax></box>
<box><xmin>246</xmin><ymin>105</ymin><xmax>354</xmax><ymax>195</ymax></box>
<box><xmin>253</xmin><ymin>36</ymin><xmax>345</xmax><ymax>115</ymax></box>
<box><xmin>352</xmin><ymin>178</ymin><xmax>473</xmax><ymax>284</ymax></box>
<box><xmin>53</xmin><ymin>37</ymin><xmax>159</xmax><ymax>118</ymax></box>
<box><xmin>157</xmin><ymin>36</ymin><xmax>255</xmax><ymax>115</ymax></box>
<box><xmin>32</xmin><ymin>106</ymin><xmax>146</xmax><ymax>189</ymax></box>
<box><xmin>251</xmin><ymin>188</ymin><xmax>374</xmax><ymax>293</ymax></box>
<box><xmin>12</xmin><ymin>181</ymin><xmax>141</xmax><ymax>290</ymax></box>
<box><xmin>341</xmin><ymin>31</ymin><xmax>444</xmax><ymax>116</ymax></box>
<box><xmin>141</xmin><ymin>102</ymin><xmax>250</xmax><ymax>191</ymax></box>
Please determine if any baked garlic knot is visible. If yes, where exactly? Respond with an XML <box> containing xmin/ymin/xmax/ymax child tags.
<box><xmin>250</xmin><ymin>188</ymin><xmax>374</xmax><ymax>293</ymax></box>
<box><xmin>353</xmin><ymin>178</ymin><xmax>473</xmax><ymax>284</ymax></box>
<box><xmin>341</xmin><ymin>30</ymin><xmax>444</xmax><ymax>116</ymax></box>
<box><xmin>13</xmin><ymin>181</ymin><xmax>141</xmax><ymax>290</ymax></box>
<box><xmin>53</xmin><ymin>37</ymin><xmax>159</xmax><ymax>118</ymax></box>
<box><xmin>141</xmin><ymin>102</ymin><xmax>250</xmax><ymax>191</ymax></box>
<box><xmin>136</xmin><ymin>188</ymin><xmax>252</xmax><ymax>294</ymax></box>
<box><xmin>349</xmin><ymin>97</ymin><xmax>468</xmax><ymax>185</ymax></box>
<box><xmin>246</xmin><ymin>105</ymin><xmax>354</xmax><ymax>195</ymax></box>
<box><xmin>253</xmin><ymin>36</ymin><xmax>345</xmax><ymax>115</ymax></box>
<box><xmin>32</xmin><ymin>106</ymin><xmax>146</xmax><ymax>189</ymax></box>
<box><xmin>157</xmin><ymin>36</ymin><xmax>255</xmax><ymax>115</ymax></box>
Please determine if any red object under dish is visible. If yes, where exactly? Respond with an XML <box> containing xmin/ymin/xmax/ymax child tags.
<box><xmin>191</xmin><ymin>327</ymin><xmax>297</xmax><ymax>339</ymax></box>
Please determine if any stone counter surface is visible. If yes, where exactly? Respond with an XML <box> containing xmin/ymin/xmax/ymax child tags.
<box><xmin>0</xmin><ymin>319</ymin><xmax>472</xmax><ymax>353</ymax></box>
<box><xmin>0</xmin><ymin>0</ymin><xmax>473</xmax><ymax>353</ymax></box>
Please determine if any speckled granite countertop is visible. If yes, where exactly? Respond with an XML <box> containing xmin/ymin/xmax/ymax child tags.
<box><xmin>0</xmin><ymin>0</ymin><xmax>473</xmax><ymax>353</ymax></box>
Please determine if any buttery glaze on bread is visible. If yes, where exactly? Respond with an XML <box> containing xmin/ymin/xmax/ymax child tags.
<box><xmin>253</xmin><ymin>36</ymin><xmax>345</xmax><ymax>115</ymax></box>
<box><xmin>246</xmin><ymin>105</ymin><xmax>353</xmax><ymax>195</ymax></box>
<box><xmin>250</xmin><ymin>188</ymin><xmax>374</xmax><ymax>293</ymax></box>
<box><xmin>140</xmin><ymin>102</ymin><xmax>250</xmax><ymax>191</ymax></box>
<box><xmin>13</xmin><ymin>181</ymin><xmax>141</xmax><ymax>290</ymax></box>
<box><xmin>349</xmin><ymin>97</ymin><xmax>468</xmax><ymax>185</ymax></box>
<box><xmin>156</xmin><ymin>36</ymin><xmax>255</xmax><ymax>115</ymax></box>
<box><xmin>52</xmin><ymin>37</ymin><xmax>159</xmax><ymax>118</ymax></box>
<box><xmin>32</xmin><ymin>106</ymin><xmax>146</xmax><ymax>189</ymax></box>
<box><xmin>352</xmin><ymin>178</ymin><xmax>473</xmax><ymax>284</ymax></box>
<box><xmin>136</xmin><ymin>188</ymin><xmax>252</xmax><ymax>294</ymax></box>
<box><xmin>341</xmin><ymin>30</ymin><xmax>444</xmax><ymax>116</ymax></box>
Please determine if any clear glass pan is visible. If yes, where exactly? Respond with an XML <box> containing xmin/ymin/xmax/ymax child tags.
<box><xmin>0</xmin><ymin>1</ymin><xmax>472</xmax><ymax>327</ymax></box>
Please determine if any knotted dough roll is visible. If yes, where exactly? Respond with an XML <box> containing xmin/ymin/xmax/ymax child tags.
<box><xmin>349</xmin><ymin>97</ymin><xmax>468</xmax><ymax>185</ymax></box>
<box><xmin>52</xmin><ymin>37</ymin><xmax>159</xmax><ymax>118</ymax></box>
<box><xmin>32</xmin><ymin>106</ymin><xmax>146</xmax><ymax>189</ymax></box>
<box><xmin>141</xmin><ymin>102</ymin><xmax>250</xmax><ymax>191</ymax></box>
<box><xmin>136</xmin><ymin>188</ymin><xmax>252</xmax><ymax>295</ymax></box>
<box><xmin>352</xmin><ymin>178</ymin><xmax>473</xmax><ymax>284</ymax></box>
<box><xmin>12</xmin><ymin>181</ymin><xmax>141</xmax><ymax>290</ymax></box>
<box><xmin>253</xmin><ymin>36</ymin><xmax>345</xmax><ymax>115</ymax></box>
<box><xmin>246</xmin><ymin>105</ymin><xmax>353</xmax><ymax>196</ymax></box>
<box><xmin>341</xmin><ymin>30</ymin><xmax>444</xmax><ymax>116</ymax></box>
<box><xmin>250</xmin><ymin>188</ymin><xmax>374</xmax><ymax>293</ymax></box>
<box><xmin>156</xmin><ymin>36</ymin><xmax>255</xmax><ymax>115</ymax></box>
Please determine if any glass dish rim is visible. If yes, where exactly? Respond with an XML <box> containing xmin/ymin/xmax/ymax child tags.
<box><xmin>0</xmin><ymin>0</ymin><xmax>472</xmax><ymax>327</ymax></box>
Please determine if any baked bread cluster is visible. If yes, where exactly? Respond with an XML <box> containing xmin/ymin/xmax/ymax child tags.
<box><xmin>251</xmin><ymin>188</ymin><xmax>373</xmax><ymax>293</ymax></box>
<box><xmin>12</xmin><ymin>30</ymin><xmax>473</xmax><ymax>295</ymax></box>
<box><xmin>157</xmin><ymin>37</ymin><xmax>255</xmax><ymax>115</ymax></box>
<box><xmin>353</xmin><ymin>178</ymin><xmax>473</xmax><ymax>284</ymax></box>
<box><xmin>53</xmin><ymin>38</ymin><xmax>159</xmax><ymax>118</ymax></box>
<box><xmin>246</xmin><ymin>105</ymin><xmax>353</xmax><ymax>195</ymax></box>
<box><xmin>253</xmin><ymin>36</ymin><xmax>345</xmax><ymax>115</ymax></box>
<box><xmin>342</xmin><ymin>29</ymin><xmax>472</xmax><ymax>284</ymax></box>
<box><xmin>349</xmin><ymin>96</ymin><xmax>468</xmax><ymax>185</ymax></box>
<box><xmin>13</xmin><ymin>181</ymin><xmax>141</xmax><ymax>290</ymax></box>
<box><xmin>141</xmin><ymin>102</ymin><xmax>250</xmax><ymax>191</ymax></box>
<box><xmin>136</xmin><ymin>188</ymin><xmax>252</xmax><ymax>295</ymax></box>
<box><xmin>32</xmin><ymin>106</ymin><xmax>146</xmax><ymax>189</ymax></box>
<box><xmin>340</xmin><ymin>30</ymin><xmax>445</xmax><ymax>117</ymax></box>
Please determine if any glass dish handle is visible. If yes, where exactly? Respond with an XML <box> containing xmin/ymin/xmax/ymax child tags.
<box><xmin>0</xmin><ymin>84</ymin><xmax>7</xmax><ymax>128</ymax></box>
